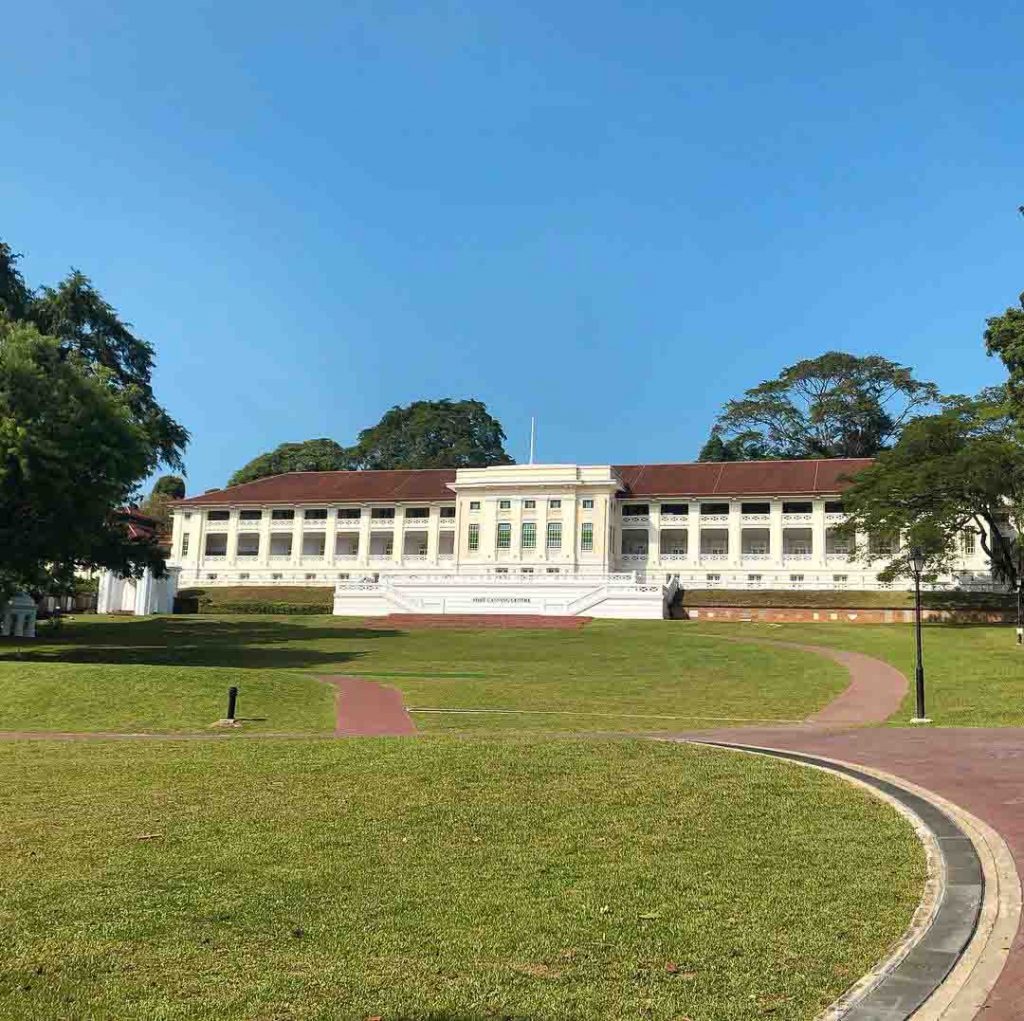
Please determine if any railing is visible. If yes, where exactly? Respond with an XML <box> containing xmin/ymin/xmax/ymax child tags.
<box><xmin>659</xmin><ymin>553</ymin><xmax>688</xmax><ymax>561</ymax></box>
<box><xmin>335</xmin><ymin>553</ymin><xmax>359</xmax><ymax>561</ymax></box>
<box><xmin>825</xmin><ymin>513</ymin><xmax>846</xmax><ymax>524</ymax></box>
<box><xmin>437</xmin><ymin>553</ymin><xmax>455</xmax><ymax>561</ymax></box>
<box><xmin>621</xmin><ymin>515</ymin><xmax>650</xmax><ymax>525</ymax></box>
<box><xmin>659</xmin><ymin>514</ymin><xmax>688</xmax><ymax>524</ymax></box>
<box><xmin>783</xmin><ymin>553</ymin><xmax>813</xmax><ymax>561</ymax></box>
<box><xmin>301</xmin><ymin>555</ymin><xmax>325</xmax><ymax>563</ymax></box>
<box><xmin>302</xmin><ymin>519</ymin><xmax>328</xmax><ymax>528</ymax></box>
<box><xmin>403</xmin><ymin>518</ymin><xmax>431</xmax><ymax>528</ymax></box>
<box><xmin>369</xmin><ymin>553</ymin><xmax>393</xmax><ymax>561</ymax></box>
<box><xmin>269</xmin><ymin>519</ymin><xmax>294</xmax><ymax>529</ymax></box>
<box><xmin>203</xmin><ymin>554</ymin><xmax>227</xmax><ymax>562</ymax></box>
<box><xmin>620</xmin><ymin>553</ymin><xmax>649</xmax><ymax>562</ymax></box>
<box><xmin>403</xmin><ymin>555</ymin><xmax>429</xmax><ymax>562</ymax></box>
<box><xmin>741</xmin><ymin>552</ymin><xmax>770</xmax><ymax>561</ymax></box>
<box><xmin>783</xmin><ymin>513</ymin><xmax>813</xmax><ymax>523</ymax></box>
<box><xmin>700</xmin><ymin>514</ymin><xmax>729</xmax><ymax>524</ymax></box>
<box><xmin>825</xmin><ymin>551</ymin><xmax>851</xmax><ymax>561</ymax></box>
<box><xmin>236</xmin><ymin>551</ymin><xmax>259</xmax><ymax>558</ymax></box>
<box><xmin>741</xmin><ymin>514</ymin><xmax>770</xmax><ymax>524</ymax></box>
<box><xmin>700</xmin><ymin>552</ymin><xmax>729</xmax><ymax>561</ymax></box>
<box><xmin>269</xmin><ymin>554</ymin><xmax>292</xmax><ymax>561</ymax></box>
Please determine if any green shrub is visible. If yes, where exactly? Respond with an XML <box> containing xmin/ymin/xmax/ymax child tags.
<box><xmin>174</xmin><ymin>587</ymin><xmax>332</xmax><ymax>615</ymax></box>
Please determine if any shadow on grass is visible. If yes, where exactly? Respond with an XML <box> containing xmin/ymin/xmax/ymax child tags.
<box><xmin>0</xmin><ymin>617</ymin><xmax>405</xmax><ymax>670</ymax></box>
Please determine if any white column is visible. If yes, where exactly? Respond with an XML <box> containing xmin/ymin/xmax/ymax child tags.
<box><xmin>727</xmin><ymin>500</ymin><xmax>742</xmax><ymax>569</ymax></box>
<box><xmin>687</xmin><ymin>502</ymin><xmax>700</xmax><ymax>569</ymax></box>
<box><xmin>325</xmin><ymin>509</ymin><xmax>338</xmax><ymax>567</ymax></box>
<box><xmin>769</xmin><ymin>499</ymin><xmax>784</xmax><ymax>570</ymax></box>
<box><xmin>258</xmin><ymin>512</ymin><xmax>271</xmax><ymax>568</ymax></box>
<box><xmin>648</xmin><ymin>501</ymin><xmax>661</xmax><ymax>570</ymax></box>
<box><xmin>358</xmin><ymin>509</ymin><xmax>372</xmax><ymax>568</ymax></box>
<box><xmin>291</xmin><ymin>512</ymin><xmax>303</xmax><ymax>567</ymax></box>
<box><xmin>811</xmin><ymin>499</ymin><xmax>827</xmax><ymax>569</ymax></box>
<box><xmin>226</xmin><ymin>512</ymin><xmax>240</xmax><ymax>568</ymax></box>
<box><xmin>392</xmin><ymin>508</ymin><xmax>404</xmax><ymax>566</ymax></box>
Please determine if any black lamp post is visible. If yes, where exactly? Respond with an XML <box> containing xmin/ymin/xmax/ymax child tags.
<box><xmin>909</xmin><ymin>547</ymin><xmax>930</xmax><ymax>724</ymax></box>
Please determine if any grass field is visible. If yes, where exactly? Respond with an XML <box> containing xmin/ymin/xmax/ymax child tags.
<box><xmin>0</xmin><ymin>737</ymin><xmax>924</xmax><ymax>1021</ymax></box>
<box><xmin>689</xmin><ymin>620</ymin><xmax>1024</xmax><ymax>727</ymax></box>
<box><xmin>0</xmin><ymin>615</ymin><xmax>849</xmax><ymax>733</ymax></box>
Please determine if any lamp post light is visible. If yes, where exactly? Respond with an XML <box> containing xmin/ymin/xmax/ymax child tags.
<box><xmin>909</xmin><ymin>547</ymin><xmax>930</xmax><ymax>724</ymax></box>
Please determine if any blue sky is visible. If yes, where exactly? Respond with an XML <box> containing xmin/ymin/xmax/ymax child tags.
<box><xmin>5</xmin><ymin>1</ymin><xmax>1022</xmax><ymax>493</ymax></box>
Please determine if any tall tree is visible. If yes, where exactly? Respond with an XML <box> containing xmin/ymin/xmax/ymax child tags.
<box><xmin>840</xmin><ymin>389</ymin><xmax>1024</xmax><ymax>639</ymax></box>
<box><xmin>984</xmin><ymin>293</ymin><xmax>1024</xmax><ymax>408</ymax></box>
<box><xmin>697</xmin><ymin>430</ymin><xmax>771</xmax><ymax>462</ymax></box>
<box><xmin>228</xmin><ymin>439</ymin><xmax>359</xmax><ymax>487</ymax></box>
<box><xmin>354</xmin><ymin>399</ymin><xmax>513</xmax><ymax>470</ymax></box>
<box><xmin>226</xmin><ymin>399</ymin><xmax>513</xmax><ymax>485</ymax></box>
<box><xmin>0</xmin><ymin>321</ymin><xmax>165</xmax><ymax>604</ymax></box>
<box><xmin>701</xmin><ymin>351</ymin><xmax>939</xmax><ymax>460</ymax></box>
<box><xmin>138</xmin><ymin>475</ymin><xmax>186</xmax><ymax>528</ymax></box>
<box><xmin>0</xmin><ymin>240</ymin><xmax>188</xmax><ymax>472</ymax></box>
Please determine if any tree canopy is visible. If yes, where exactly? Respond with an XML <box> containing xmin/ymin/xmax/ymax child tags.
<box><xmin>137</xmin><ymin>475</ymin><xmax>186</xmax><ymax>528</ymax></box>
<box><xmin>228</xmin><ymin>439</ymin><xmax>359</xmax><ymax>487</ymax></box>
<box><xmin>0</xmin><ymin>240</ymin><xmax>188</xmax><ymax>472</ymax></box>
<box><xmin>0</xmin><ymin>321</ymin><xmax>165</xmax><ymax>603</ymax></box>
<box><xmin>354</xmin><ymin>399</ymin><xmax>513</xmax><ymax>471</ymax></box>
<box><xmin>698</xmin><ymin>351</ymin><xmax>939</xmax><ymax>461</ymax></box>
<box><xmin>0</xmin><ymin>237</ymin><xmax>184</xmax><ymax>602</ymax></box>
<box><xmin>227</xmin><ymin>399</ymin><xmax>513</xmax><ymax>485</ymax></box>
<box><xmin>984</xmin><ymin>293</ymin><xmax>1024</xmax><ymax>407</ymax></box>
<box><xmin>840</xmin><ymin>389</ymin><xmax>1023</xmax><ymax>591</ymax></box>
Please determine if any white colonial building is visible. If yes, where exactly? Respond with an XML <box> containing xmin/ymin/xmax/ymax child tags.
<box><xmin>164</xmin><ymin>459</ymin><xmax>996</xmax><ymax>619</ymax></box>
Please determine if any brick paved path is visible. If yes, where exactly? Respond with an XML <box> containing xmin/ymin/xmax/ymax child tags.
<box><xmin>322</xmin><ymin>675</ymin><xmax>417</xmax><ymax>736</ymax></box>
<box><xmin>673</xmin><ymin>726</ymin><xmax>1024</xmax><ymax>1018</ymax></box>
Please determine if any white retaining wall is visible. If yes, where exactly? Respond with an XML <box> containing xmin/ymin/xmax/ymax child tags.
<box><xmin>333</xmin><ymin>573</ymin><xmax>669</xmax><ymax>619</ymax></box>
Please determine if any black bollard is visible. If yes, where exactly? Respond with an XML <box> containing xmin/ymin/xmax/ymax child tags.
<box><xmin>226</xmin><ymin>686</ymin><xmax>238</xmax><ymax>721</ymax></box>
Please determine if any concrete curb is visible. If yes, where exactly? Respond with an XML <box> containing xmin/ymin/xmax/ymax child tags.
<box><xmin>690</xmin><ymin>742</ymin><xmax>1017</xmax><ymax>1020</ymax></box>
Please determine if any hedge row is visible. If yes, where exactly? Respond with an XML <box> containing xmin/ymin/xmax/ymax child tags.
<box><xmin>678</xmin><ymin>588</ymin><xmax>1016</xmax><ymax>610</ymax></box>
<box><xmin>174</xmin><ymin>587</ymin><xmax>332</xmax><ymax>615</ymax></box>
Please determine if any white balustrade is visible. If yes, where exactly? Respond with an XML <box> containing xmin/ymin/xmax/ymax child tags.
<box><xmin>659</xmin><ymin>514</ymin><xmax>688</xmax><ymax>524</ymax></box>
<box><xmin>621</xmin><ymin>515</ymin><xmax>650</xmax><ymax>525</ymax></box>
<box><xmin>700</xmin><ymin>514</ymin><xmax>729</xmax><ymax>524</ymax></box>
<box><xmin>783</xmin><ymin>514</ymin><xmax>813</xmax><ymax>523</ymax></box>
<box><xmin>741</xmin><ymin>514</ymin><xmax>770</xmax><ymax>524</ymax></box>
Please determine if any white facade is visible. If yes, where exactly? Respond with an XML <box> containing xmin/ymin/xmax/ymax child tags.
<box><xmin>96</xmin><ymin>567</ymin><xmax>179</xmax><ymax>616</ymax></box>
<box><xmin>166</xmin><ymin>461</ymin><xmax>998</xmax><ymax>618</ymax></box>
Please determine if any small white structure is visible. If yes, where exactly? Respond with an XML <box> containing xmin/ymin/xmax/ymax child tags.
<box><xmin>96</xmin><ymin>567</ymin><xmax>179</xmax><ymax>616</ymax></box>
<box><xmin>1</xmin><ymin>592</ymin><xmax>38</xmax><ymax>638</ymax></box>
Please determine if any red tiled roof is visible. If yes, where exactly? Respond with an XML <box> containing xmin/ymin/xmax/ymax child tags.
<box><xmin>175</xmin><ymin>459</ymin><xmax>872</xmax><ymax>506</ymax></box>
<box><xmin>614</xmin><ymin>459</ymin><xmax>873</xmax><ymax>497</ymax></box>
<box><xmin>176</xmin><ymin>469</ymin><xmax>458</xmax><ymax>506</ymax></box>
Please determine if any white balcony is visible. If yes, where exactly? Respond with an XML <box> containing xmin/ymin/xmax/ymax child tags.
<box><xmin>404</xmin><ymin>555</ymin><xmax>429</xmax><ymax>563</ymax></box>
<box><xmin>825</xmin><ymin>513</ymin><xmax>846</xmax><ymax>524</ymax></box>
<box><xmin>660</xmin><ymin>553</ymin><xmax>688</xmax><ymax>561</ymax></box>
<box><xmin>700</xmin><ymin>552</ymin><xmax>729</xmax><ymax>561</ymax></box>
<box><xmin>741</xmin><ymin>514</ymin><xmax>770</xmax><ymax>524</ymax></box>
<box><xmin>620</xmin><ymin>553</ymin><xmax>649</xmax><ymax>563</ymax></box>
<box><xmin>741</xmin><ymin>553</ymin><xmax>771</xmax><ymax>561</ymax></box>
<box><xmin>269</xmin><ymin>554</ymin><xmax>292</xmax><ymax>562</ymax></box>
<box><xmin>783</xmin><ymin>513</ymin><xmax>813</xmax><ymax>523</ymax></box>
<box><xmin>622</xmin><ymin>515</ymin><xmax>649</xmax><ymax>525</ymax></box>
<box><xmin>403</xmin><ymin>518</ymin><xmax>431</xmax><ymax>529</ymax></box>
<box><xmin>660</xmin><ymin>513</ymin><xmax>688</xmax><ymax>524</ymax></box>
<box><xmin>302</xmin><ymin>519</ymin><xmax>328</xmax><ymax>529</ymax></box>
<box><xmin>335</xmin><ymin>554</ymin><xmax>359</xmax><ymax>562</ymax></box>
<box><xmin>783</xmin><ymin>553</ymin><xmax>813</xmax><ymax>562</ymax></box>
<box><xmin>269</xmin><ymin>518</ymin><xmax>295</xmax><ymax>530</ymax></box>
<box><xmin>203</xmin><ymin>554</ymin><xmax>227</xmax><ymax>562</ymax></box>
<box><xmin>438</xmin><ymin>553</ymin><xmax>455</xmax><ymax>562</ymax></box>
<box><xmin>370</xmin><ymin>554</ymin><xmax>393</xmax><ymax>562</ymax></box>
<box><xmin>301</xmin><ymin>555</ymin><xmax>324</xmax><ymax>563</ymax></box>
<box><xmin>701</xmin><ymin>514</ymin><xmax>729</xmax><ymax>524</ymax></box>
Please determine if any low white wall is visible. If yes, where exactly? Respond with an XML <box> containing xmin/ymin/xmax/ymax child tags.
<box><xmin>333</xmin><ymin>574</ymin><xmax>666</xmax><ymax>619</ymax></box>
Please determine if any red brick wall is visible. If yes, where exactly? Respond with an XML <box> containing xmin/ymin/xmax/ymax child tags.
<box><xmin>683</xmin><ymin>606</ymin><xmax>1016</xmax><ymax>625</ymax></box>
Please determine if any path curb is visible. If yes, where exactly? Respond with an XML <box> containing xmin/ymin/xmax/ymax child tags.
<box><xmin>691</xmin><ymin>742</ymin><xmax>1018</xmax><ymax>1020</ymax></box>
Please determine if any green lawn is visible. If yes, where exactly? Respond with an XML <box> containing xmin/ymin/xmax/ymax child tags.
<box><xmin>689</xmin><ymin>620</ymin><xmax>1024</xmax><ymax>727</ymax></box>
<box><xmin>0</xmin><ymin>615</ymin><xmax>849</xmax><ymax>733</ymax></box>
<box><xmin>0</xmin><ymin>737</ymin><xmax>924</xmax><ymax>1021</ymax></box>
